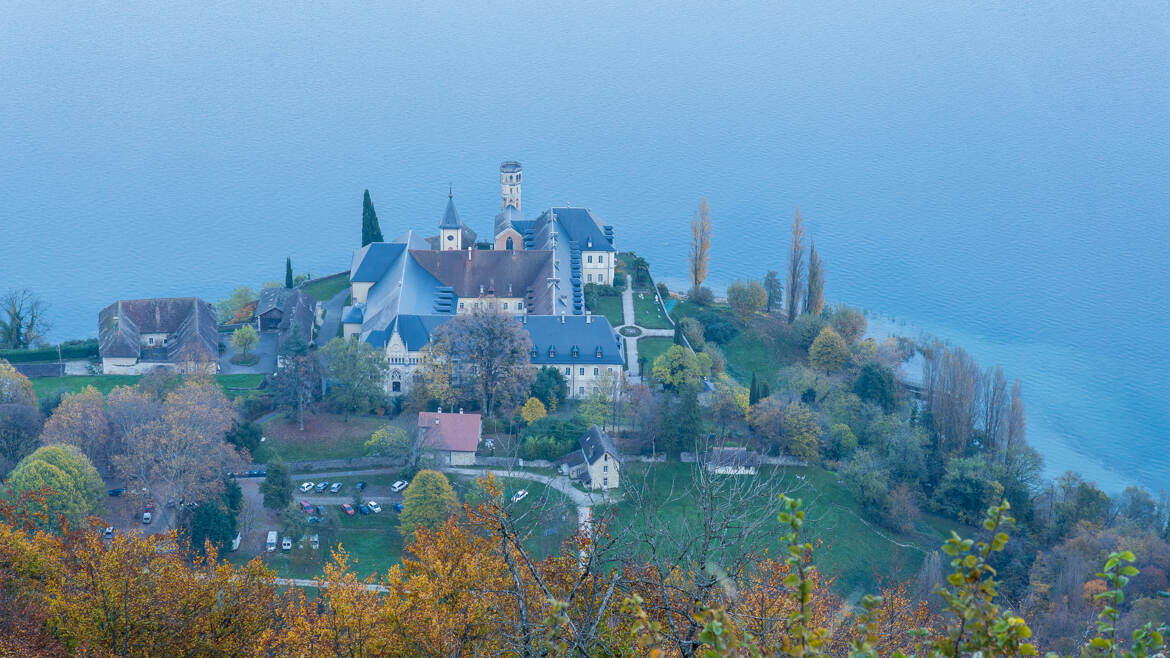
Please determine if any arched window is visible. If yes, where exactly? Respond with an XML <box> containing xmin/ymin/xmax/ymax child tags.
<box><xmin>506</xmin><ymin>237</ymin><xmax>514</xmax><ymax>250</ymax></box>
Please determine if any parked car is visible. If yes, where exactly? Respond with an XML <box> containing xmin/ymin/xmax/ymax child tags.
<box><xmin>299</xmin><ymin>482</ymin><xmax>314</xmax><ymax>492</ymax></box>
<box><xmin>391</xmin><ymin>480</ymin><xmax>408</xmax><ymax>493</ymax></box>
<box><xmin>329</xmin><ymin>482</ymin><xmax>343</xmax><ymax>493</ymax></box>
<box><xmin>342</xmin><ymin>503</ymin><xmax>355</xmax><ymax>516</ymax></box>
<box><xmin>142</xmin><ymin>512</ymin><xmax>153</xmax><ymax>524</ymax></box>
<box><xmin>315</xmin><ymin>482</ymin><xmax>329</xmax><ymax>493</ymax></box>
<box><xmin>107</xmin><ymin>488</ymin><xmax>125</xmax><ymax>497</ymax></box>
<box><xmin>144</xmin><ymin>500</ymin><xmax>155</xmax><ymax>512</ymax></box>
<box><xmin>310</xmin><ymin>534</ymin><xmax>320</xmax><ymax>550</ymax></box>
<box><xmin>358</xmin><ymin>504</ymin><xmax>370</xmax><ymax>515</ymax></box>
<box><xmin>266</xmin><ymin>531</ymin><xmax>277</xmax><ymax>552</ymax></box>
<box><xmin>511</xmin><ymin>489</ymin><xmax>529</xmax><ymax>503</ymax></box>
<box><xmin>355</xmin><ymin>481</ymin><xmax>367</xmax><ymax>491</ymax></box>
<box><xmin>394</xmin><ymin>503</ymin><xmax>404</xmax><ymax>512</ymax></box>
<box><xmin>315</xmin><ymin>505</ymin><xmax>326</xmax><ymax>515</ymax></box>
<box><xmin>307</xmin><ymin>516</ymin><xmax>320</xmax><ymax>524</ymax></box>
<box><xmin>230</xmin><ymin>533</ymin><xmax>241</xmax><ymax>551</ymax></box>
<box><xmin>367</xmin><ymin>501</ymin><xmax>382</xmax><ymax>513</ymax></box>
<box><xmin>300</xmin><ymin>500</ymin><xmax>313</xmax><ymax>512</ymax></box>
<box><xmin>102</xmin><ymin>526</ymin><xmax>114</xmax><ymax>539</ymax></box>
<box><xmin>281</xmin><ymin>536</ymin><xmax>292</xmax><ymax>551</ymax></box>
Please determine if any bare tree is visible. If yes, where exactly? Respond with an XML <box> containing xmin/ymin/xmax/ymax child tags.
<box><xmin>615</xmin><ymin>436</ymin><xmax>811</xmax><ymax>655</ymax></box>
<box><xmin>785</xmin><ymin>210</ymin><xmax>806</xmax><ymax>323</ymax></box>
<box><xmin>689</xmin><ymin>198</ymin><xmax>712</xmax><ymax>290</ymax></box>
<box><xmin>980</xmin><ymin>364</ymin><xmax>1008</xmax><ymax>455</ymax></box>
<box><xmin>425</xmin><ymin>309</ymin><xmax>534</xmax><ymax>417</ymax></box>
<box><xmin>0</xmin><ymin>289</ymin><xmax>50</xmax><ymax>350</ymax></box>
<box><xmin>1006</xmin><ymin>378</ymin><xmax>1026</xmax><ymax>451</ymax></box>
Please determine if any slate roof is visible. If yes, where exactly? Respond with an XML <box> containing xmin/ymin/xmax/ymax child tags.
<box><xmin>531</xmin><ymin>208</ymin><xmax>615</xmax><ymax>252</ymax></box>
<box><xmin>579</xmin><ymin>425</ymin><xmax>620</xmax><ymax>465</ymax></box>
<box><xmin>350</xmin><ymin>232</ymin><xmax>457</xmax><ymax>349</ymax></box>
<box><xmin>704</xmin><ymin>448</ymin><xmax>761</xmax><ymax>470</ymax></box>
<box><xmin>418</xmin><ymin>411</ymin><xmax>482</xmax><ymax>453</ymax></box>
<box><xmin>98</xmin><ymin>298</ymin><xmax>218</xmax><ymax>363</ymax></box>
<box><xmin>493</xmin><ymin>204</ymin><xmax>527</xmax><ymax>237</ymax></box>
<box><xmin>438</xmin><ymin>196</ymin><xmax>462</xmax><ymax>229</ymax></box>
<box><xmin>257</xmin><ymin>287</ymin><xmax>309</xmax><ymax>318</ymax></box>
<box><xmin>523</xmin><ymin>315</ymin><xmax>624</xmax><ymax>366</ymax></box>
<box><xmin>388</xmin><ymin>315</ymin><xmax>451</xmax><ymax>351</ymax></box>
<box><xmin>409</xmin><ymin>250</ymin><xmax>556</xmax><ymax>314</ymax></box>
<box><xmin>350</xmin><ymin>242</ymin><xmax>408</xmax><ymax>283</ymax></box>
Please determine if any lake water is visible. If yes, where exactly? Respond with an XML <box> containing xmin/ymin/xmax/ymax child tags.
<box><xmin>2</xmin><ymin>1</ymin><xmax>1167</xmax><ymax>493</ymax></box>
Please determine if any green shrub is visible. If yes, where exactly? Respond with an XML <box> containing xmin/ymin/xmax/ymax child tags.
<box><xmin>0</xmin><ymin>339</ymin><xmax>99</xmax><ymax>363</ymax></box>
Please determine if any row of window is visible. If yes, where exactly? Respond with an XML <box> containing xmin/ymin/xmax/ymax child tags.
<box><xmin>457</xmin><ymin>300</ymin><xmax>525</xmax><ymax>312</ymax></box>
<box><xmin>586</xmin><ymin>255</ymin><xmax>605</xmax><ymax>264</ymax></box>
<box><xmin>563</xmin><ymin>366</ymin><xmax>614</xmax><ymax>376</ymax></box>
<box><xmin>586</xmin><ymin>273</ymin><xmax>606</xmax><ymax>283</ymax></box>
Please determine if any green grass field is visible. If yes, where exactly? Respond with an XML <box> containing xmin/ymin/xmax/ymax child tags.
<box><xmin>302</xmin><ymin>274</ymin><xmax>350</xmax><ymax>302</ymax></box>
<box><xmin>636</xmin><ymin>337</ymin><xmax>673</xmax><ymax>371</ymax></box>
<box><xmin>262</xmin><ymin>413</ymin><xmax>401</xmax><ymax>462</ymax></box>
<box><xmin>30</xmin><ymin>373</ymin><xmax>265</xmax><ymax>400</ymax></box>
<box><xmin>602</xmin><ymin>462</ymin><xmax>971</xmax><ymax>597</ymax></box>
<box><xmin>633</xmin><ymin>292</ymin><xmax>671</xmax><ymax>329</ymax></box>
<box><xmin>669</xmin><ymin>302</ymin><xmax>800</xmax><ymax>388</ymax></box>
<box><xmin>587</xmin><ymin>294</ymin><xmax>625</xmax><ymax>327</ymax></box>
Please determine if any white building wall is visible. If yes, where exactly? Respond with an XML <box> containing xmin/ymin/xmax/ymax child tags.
<box><xmin>580</xmin><ymin>252</ymin><xmax>616</xmax><ymax>286</ymax></box>
<box><xmin>351</xmin><ymin>282</ymin><xmax>373</xmax><ymax>304</ymax></box>
<box><xmin>585</xmin><ymin>454</ymin><xmax>619</xmax><ymax>490</ymax></box>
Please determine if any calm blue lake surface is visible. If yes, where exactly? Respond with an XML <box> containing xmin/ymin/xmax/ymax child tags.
<box><xmin>2</xmin><ymin>1</ymin><xmax>1167</xmax><ymax>492</ymax></box>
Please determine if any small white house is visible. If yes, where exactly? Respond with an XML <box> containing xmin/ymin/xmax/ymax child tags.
<box><xmin>560</xmin><ymin>426</ymin><xmax>621</xmax><ymax>490</ymax></box>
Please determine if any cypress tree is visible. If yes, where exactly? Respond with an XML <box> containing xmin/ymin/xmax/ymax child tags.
<box><xmin>362</xmin><ymin>190</ymin><xmax>384</xmax><ymax>246</ymax></box>
<box><xmin>761</xmin><ymin>382</ymin><xmax>770</xmax><ymax>399</ymax></box>
<box><xmin>673</xmin><ymin>323</ymin><xmax>684</xmax><ymax>346</ymax></box>
<box><xmin>285</xmin><ymin>257</ymin><xmax>294</xmax><ymax>288</ymax></box>
<box><xmin>749</xmin><ymin>372</ymin><xmax>760</xmax><ymax>405</ymax></box>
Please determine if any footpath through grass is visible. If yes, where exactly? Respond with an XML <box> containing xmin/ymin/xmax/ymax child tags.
<box><xmin>603</xmin><ymin>462</ymin><xmax>970</xmax><ymax>597</ymax></box>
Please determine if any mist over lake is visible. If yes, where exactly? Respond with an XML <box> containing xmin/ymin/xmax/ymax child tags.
<box><xmin>2</xmin><ymin>1</ymin><xmax>1167</xmax><ymax>492</ymax></box>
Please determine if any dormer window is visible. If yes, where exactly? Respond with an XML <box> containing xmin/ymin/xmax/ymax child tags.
<box><xmin>548</xmin><ymin>346</ymin><xmax>556</xmax><ymax>359</ymax></box>
<box><xmin>530</xmin><ymin>348</ymin><xmax>538</xmax><ymax>359</ymax></box>
<box><xmin>571</xmin><ymin>346</ymin><xmax>579</xmax><ymax>359</ymax></box>
<box><xmin>595</xmin><ymin>347</ymin><xmax>603</xmax><ymax>359</ymax></box>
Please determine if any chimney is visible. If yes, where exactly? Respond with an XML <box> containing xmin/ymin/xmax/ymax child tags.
<box><xmin>458</xmin><ymin>408</ymin><xmax>463</xmax><ymax>414</ymax></box>
<box><xmin>560</xmin><ymin>312</ymin><xmax>565</xmax><ymax>324</ymax></box>
<box><xmin>468</xmin><ymin>246</ymin><xmax>472</xmax><ymax>261</ymax></box>
<box><xmin>585</xmin><ymin>311</ymin><xmax>592</xmax><ymax>324</ymax></box>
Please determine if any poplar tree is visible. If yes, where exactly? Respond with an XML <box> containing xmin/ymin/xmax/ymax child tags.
<box><xmin>285</xmin><ymin>257</ymin><xmax>294</xmax><ymax>288</ymax></box>
<box><xmin>805</xmin><ymin>241</ymin><xmax>825</xmax><ymax>317</ymax></box>
<box><xmin>749</xmin><ymin>372</ymin><xmax>760</xmax><ymax>405</ymax></box>
<box><xmin>763</xmin><ymin>270</ymin><xmax>782</xmax><ymax>313</ymax></box>
<box><xmin>361</xmin><ymin>189</ymin><xmax>384</xmax><ymax>246</ymax></box>
<box><xmin>688</xmin><ymin>198</ymin><xmax>712</xmax><ymax>290</ymax></box>
<box><xmin>785</xmin><ymin>210</ymin><xmax>806</xmax><ymax>323</ymax></box>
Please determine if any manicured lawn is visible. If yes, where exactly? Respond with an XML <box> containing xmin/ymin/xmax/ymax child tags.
<box><xmin>30</xmin><ymin>373</ymin><xmax>265</xmax><ymax>400</ymax></box>
<box><xmin>670</xmin><ymin>302</ymin><xmax>799</xmax><ymax>388</ymax></box>
<box><xmin>587</xmin><ymin>293</ymin><xmax>625</xmax><ymax>327</ymax></box>
<box><xmin>262</xmin><ymin>413</ymin><xmax>403</xmax><ymax>462</ymax></box>
<box><xmin>633</xmin><ymin>292</ymin><xmax>671</xmax><ymax>329</ymax></box>
<box><xmin>602</xmin><ymin>462</ymin><xmax>973</xmax><ymax>597</ymax></box>
<box><xmin>636</xmin><ymin>337</ymin><xmax>673</xmax><ymax>370</ymax></box>
<box><xmin>302</xmin><ymin>274</ymin><xmax>350</xmax><ymax>302</ymax></box>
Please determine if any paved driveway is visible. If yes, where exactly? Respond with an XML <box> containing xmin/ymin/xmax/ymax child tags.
<box><xmin>219</xmin><ymin>330</ymin><xmax>277</xmax><ymax>374</ymax></box>
<box><xmin>314</xmin><ymin>288</ymin><xmax>348</xmax><ymax>347</ymax></box>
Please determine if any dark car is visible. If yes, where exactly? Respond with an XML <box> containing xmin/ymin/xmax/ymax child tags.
<box><xmin>246</xmin><ymin>469</ymin><xmax>266</xmax><ymax>478</ymax></box>
<box><xmin>307</xmin><ymin>516</ymin><xmax>321</xmax><ymax>524</ymax></box>
<box><xmin>355</xmin><ymin>481</ymin><xmax>367</xmax><ymax>491</ymax></box>
<box><xmin>358</xmin><ymin>504</ymin><xmax>371</xmax><ymax>515</ymax></box>
<box><xmin>315</xmin><ymin>482</ymin><xmax>329</xmax><ymax>493</ymax></box>
<box><xmin>107</xmin><ymin>488</ymin><xmax>125</xmax><ymax>497</ymax></box>
<box><xmin>316</xmin><ymin>505</ymin><xmax>327</xmax><ymax>515</ymax></box>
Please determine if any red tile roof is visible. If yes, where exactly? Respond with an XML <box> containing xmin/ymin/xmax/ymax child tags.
<box><xmin>418</xmin><ymin>412</ymin><xmax>482</xmax><ymax>453</ymax></box>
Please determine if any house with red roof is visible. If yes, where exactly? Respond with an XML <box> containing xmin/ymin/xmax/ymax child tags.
<box><xmin>417</xmin><ymin>410</ymin><xmax>482</xmax><ymax>466</ymax></box>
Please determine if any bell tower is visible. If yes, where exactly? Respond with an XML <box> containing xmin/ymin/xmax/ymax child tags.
<box><xmin>439</xmin><ymin>188</ymin><xmax>463</xmax><ymax>251</ymax></box>
<box><xmin>500</xmin><ymin>161</ymin><xmax>522</xmax><ymax>211</ymax></box>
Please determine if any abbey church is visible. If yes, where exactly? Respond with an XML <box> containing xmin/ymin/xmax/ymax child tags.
<box><xmin>343</xmin><ymin>162</ymin><xmax>624</xmax><ymax>397</ymax></box>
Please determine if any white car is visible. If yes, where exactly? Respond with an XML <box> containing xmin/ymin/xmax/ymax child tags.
<box><xmin>329</xmin><ymin>482</ymin><xmax>343</xmax><ymax>493</ymax></box>
<box><xmin>142</xmin><ymin>512</ymin><xmax>153</xmax><ymax>524</ymax></box>
<box><xmin>281</xmin><ymin>536</ymin><xmax>292</xmax><ymax>551</ymax></box>
<box><xmin>367</xmin><ymin>501</ymin><xmax>382</xmax><ymax>513</ymax></box>
<box><xmin>390</xmin><ymin>480</ymin><xmax>408</xmax><ymax>493</ymax></box>
<box><xmin>510</xmin><ymin>489</ymin><xmax>528</xmax><ymax>503</ymax></box>
<box><xmin>299</xmin><ymin>482</ymin><xmax>314</xmax><ymax>492</ymax></box>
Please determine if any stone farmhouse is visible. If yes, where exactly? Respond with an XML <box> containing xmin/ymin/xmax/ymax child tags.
<box><xmin>97</xmin><ymin>297</ymin><xmax>219</xmax><ymax>374</ymax></box>
<box><xmin>342</xmin><ymin>162</ymin><xmax>624</xmax><ymax>396</ymax></box>
<box><xmin>559</xmin><ymin>425</ymin><xmax>621</xmax><ymax>490</ymax></box>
